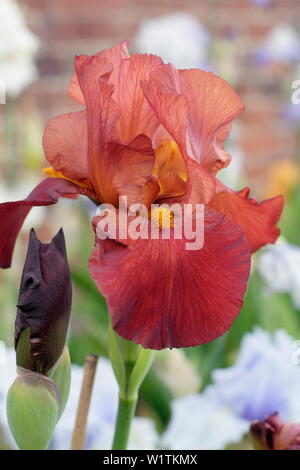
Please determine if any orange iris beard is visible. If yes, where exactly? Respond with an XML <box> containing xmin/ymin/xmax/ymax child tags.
<box><xmin>0</xmin><ymin>41</ymin><xmax>283</xmax><ymax>349</ymax></box>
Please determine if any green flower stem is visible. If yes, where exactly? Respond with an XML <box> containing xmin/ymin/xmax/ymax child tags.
<box><xmin>111</xmin><ymin>396</ymin><xmax>137</xmax><ymax>450</ymax></box>
<box><xmin>111</xmin><ymin>350</ymin><xmax>155</xmax><ymax>450</ymax></box>
<box><xmin>127</xmin><ymin>349</ymin><xmax>155</xmax><ymax>400</ymax></box>
<box><xmin>108</xmin><ymin>325</ymin><xmax>126</xmax><ymax>395</ymax></box>
<box><xmin>109</xmin><ymin>323</ymin><xmax>155</xmax><ymax>450</ymax></box>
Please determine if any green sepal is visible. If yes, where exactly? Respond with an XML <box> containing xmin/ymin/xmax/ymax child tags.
<box><xmin>48</xmin><ymin>346</ymin><xmax>71</xmax><ymax>418</ymax></box>
<box><xmin>127</xmin><ymin>348</ymin><xmax>155</xmax><ymax>400</ymax></box>
<box><xmin>7</xmin><ymin>368</ymin><xmax>60</xmax><ymax>450</ymax></box>
<box><xmin>15</xmin><ymin>327</ymin><xmax>32</xmax><ymax>371</ymax></box>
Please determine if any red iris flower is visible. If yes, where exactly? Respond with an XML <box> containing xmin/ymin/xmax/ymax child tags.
<box><xmin>0</xmin><ymin>42</ymin><xmax>283</xmax><ymax>349</ymax></box>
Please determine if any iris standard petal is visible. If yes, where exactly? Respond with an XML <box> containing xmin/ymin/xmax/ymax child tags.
<box><xmin>114</xmin><ymin>53</ymin><xmax>163</xmax><ymax>142</ymax></box>
<box><xmin>69</xmin><ymin>40</ymin><xmax>130</xmax><ymax>104</ymax></box>
<box><xmin>178</xmin><ymin>68</ymin><xmax>244</xmax><ymax>171</ymax></box>
<box><xmin>43</xmin><ymin>110</ymin><xmax>89</xmax><ymax>181</ymax></box>
<box><xmin>142</xmin><ymin>64</ymin><xmax>244</xmax><ymax>174</ymax></box>
<box><xmin>75</xmin><ymin>54</ymin><xmax>156</xmax><ymax>206</ymax></box>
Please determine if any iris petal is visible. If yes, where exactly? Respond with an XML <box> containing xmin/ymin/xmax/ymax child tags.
<box><xmin>209</xmin><ymin>186</ymin><xmax>284</xmax><ymax>253</ymax></box>
<box><xmin>0</xmin><ymin>178</ymin><xmax>87</xmax><ymax>268</ymax></box>
<box><xmin>89</xmin><ymin>207</ymin><xmax>250</xmax><ymax>349</ymax></box>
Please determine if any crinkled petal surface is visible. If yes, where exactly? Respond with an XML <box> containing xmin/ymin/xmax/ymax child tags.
<box><xmin>71</xmin><ymin>43</ymin><xmax>162</xmax><ymax>142</ymax></box>
<box><xmin>178</xmin><ymin>69</ymin><xmax>244</xmax><ymax>171</ymax></box>
<box><xmin>142</xmin><ymin>64</ymin><xmax>244</xmax><ymax>173</ymax></box>
<box><xmin>89</xmin><ymin>207</ymin><xmax>250</xmax><ymax>349</ymax></box>
<box><xmin>75</xmin><ymin>54</ymin><xmax>155</xmax><ymax>206</ymax></box>
<box><xmin>142</xmin><ymin>64</ymin><xmax>189</xmax><ymax>156</ymax></box>
<box><xmin>114</xmin><ymin>54</ymin><xmax>163</xmax><ymax>142</ymax></box>
<box><xmin>43</xmin><ymin>111</ymin><xmax>89</xmax><ymax>181</ymax></box>
<box><xmin>105</xmin><ymin>137</ymin><xmax>155</xmax><ymax>207</ymax></box>
<box><xmin>69</xmin><ymin>40</ymin><xmax>130</xmax><ymax>104</ymax></box>
<box><xmin>209</xmin><ymin>187</ymin><xmax>284</xmax><ymax>253</ymax></box>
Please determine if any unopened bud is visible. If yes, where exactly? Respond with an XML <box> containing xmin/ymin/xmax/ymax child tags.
<box><xmin>250</xmin><ymin>413</ymin><xmax>300</xmax><ymax>450</ymax></box>
<box><xmin>7</xmin><ymin>368</ymin><xmax>60</xmax><ymax>450</ymax></box>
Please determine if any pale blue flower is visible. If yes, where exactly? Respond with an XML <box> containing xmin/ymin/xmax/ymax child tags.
<box><xmin>250</xmin><ymin>0</ymin><xmax>272</xmax><ymax>6</ymax></box>
<box><xmin>283</xmin><ymin>102</ymin><xmax>300</xmax><ymax>125</ymax></box>
<box><xmin>212</xmin><ymin>328</ymin><xmax>300</xmax><ymax>422</ymax></box>
<box><xmin>258</xmin><ymin>242</ymin><xmax>300</xmax><ymax>309</ymax></box>
<box><xmin>162</xmin><ymin>391</ymin><xmax>248</xmax><ymax>450</ymax></box>
<box><xmin>254</xmin><ymin>23</ymin><xmax>300</xmax><ymax>65</ymax></box>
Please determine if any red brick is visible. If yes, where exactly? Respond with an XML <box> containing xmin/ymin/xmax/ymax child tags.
<box><xmin>14</xmin><ymin>0</ymin><xmax>299</xmax><ymax>191</ymax></box>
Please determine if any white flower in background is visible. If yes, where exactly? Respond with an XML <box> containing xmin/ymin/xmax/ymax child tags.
<box><xmin>134</xmin><ymin>12</ymin><xmax>210</xmax><ymax>69</ymax></box>
<box><xmin>52</xmin><ymin>360</ymin><xmax>118</xmax><ymax>450</ymax></box>
<box><xmin>162</xmin><ymin>392</ymin><xmax>248</xmax><ymax>450</ymax></box>
<box><xmin>0</xmin><ymin>347</ymin><xmax>17</xmax><ymax>449</ymax></box>
<box><xmin>255</xmin><ymin>23</ymin><xmax>300</xmax><ymax>65</ymax></box>
<box><xmin>218</xmin><ymin>145</ymin><xmax>244</xmax><ymax>189</ymax></box>
<box><xmin>126</xmin><ymin>418</ymin><xmax>159</xmax><ymax>451</ymax></box>
<box><xmin>212</xmin><ymin>328</ymin><xmax>300</xmax><ymax>422</ymax></box>
<box><xmin>258</xmin><ymin>242</ymin><xmax>300</xmax><ymax>309</ymax></box>
<box><xmin>0</xmin><ymin>0</ymin><xmax>39</xmax><ymax>96</ymax></box>
<box><xmin>218</xmin><ymin>124</ymin><xmax>245</xmax><ymax>190</ymax></box>
<box><xmin>0</xmin><ymin>178</ymin><xmax>47</xmax><ymax>229</ymax></box>
<box><xmin>0</xmin><ymin>348</ymin><xmax>158</xmax><ymax>450</ymax></box>
<box><xmin>155</xmin><ymin>350</ymin><xmax>200</xmax><ymax>397</ymax></box>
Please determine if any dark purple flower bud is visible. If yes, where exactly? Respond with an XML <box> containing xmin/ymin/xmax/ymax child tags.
<box><xmin>15</xmin><ymin>228</ymin><xmax>72</xmax><ymax>375</ymax></box>
<box><xmin>250</xmin><ymin>413</ymin><xmax>300</xmax><ymax>450</ymax></box>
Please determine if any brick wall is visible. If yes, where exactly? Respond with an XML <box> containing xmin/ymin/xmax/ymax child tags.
<box><xmin>14</xmin><ymin>0</ymin><xmax>300</xmax><ymax>194</ymax></box>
